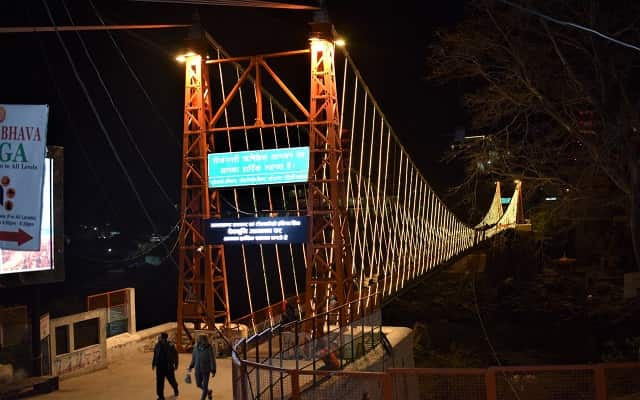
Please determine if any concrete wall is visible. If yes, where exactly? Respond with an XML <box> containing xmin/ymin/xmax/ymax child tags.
<box><xmin>106</xmin><ymin>322</ymin><xmax>177</xmax><ymax>363</ymax></box>
<box><xmin>344</xmin><ymin>326</ymin><xmax>414</xmax><ymax>372</ymax></box>
<box><xmin>105</xmin><ymin>322</ymin><xmax>249</xmax><ymax>363</ymax></box>
<box><xmin>50</xmin><ymin>309</ymin><xmax>107</xmax><ymax>379</ymax></box>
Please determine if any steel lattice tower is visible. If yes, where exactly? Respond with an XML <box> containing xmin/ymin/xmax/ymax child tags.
<box><xmin>176</xmin><ymin>46</ymin><xmax>230</xmax><ymax>351</ymax></box>
<box><xmin>304</xmin><ymin>21</ymin><xmax>353</xmax><ymax>319</ymax></box>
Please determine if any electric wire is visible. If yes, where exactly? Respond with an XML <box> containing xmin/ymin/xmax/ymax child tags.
<box><xmin>40</xmin><ymin>0</ymin><xmax>186</xmax><ymax>291</ymax></box>
<box><xmin>61</xmin><ymin>0</ymin><xmax>177</xmax><ymax>213</ymax></box>
<box><xmin>88</xmin><ymin>0</ymin><xmax>182</xmax><ymax>147</ymax></box>
<box><xmin>497</xmin><ymin>0</ymin><xmax>640</xmax><ymax>53</ymax></box>
<box><xmin>219</xmin><ymin>193</ymin><xmax>254</xmax><ymax>215</ymax></box>
<box><xmin>40</xmin><ymin>0</ymin><xmax>159</xmax><ymax>235</ymax></box>
<box><xmin>26</xmin><ymin>4</ymin><xmax>123</xmax><ymax>225</ymax></box>
<box><xmin>472</xmin><ymin>270</ymin><xmax>522</xmax><ymax>399</ymax></box>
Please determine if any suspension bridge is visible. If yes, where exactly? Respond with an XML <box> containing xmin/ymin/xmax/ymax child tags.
<box><xmin>165</xmin><ymin>12</ymin><xmax>535</xmax><ymax>398</ymax></box>
<box><xmin>173</xmin><ymin>14</ymin><xmax>526</xmax><ymax>347</ymax></box>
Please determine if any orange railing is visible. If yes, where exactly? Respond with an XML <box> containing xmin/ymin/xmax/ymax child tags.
<box><xmin>232</xmin><ymin>294</ymin><xmax>385</xmax><ymax>399</ymax></box>
<box><xmin>232</xmin><ymin>358</ymin><xmax>640</xmax><ymax>400</ymax></box>
<box><xmin>232</xmin><ymin>290</ymin><xmax>385</xmax><ymax>337</ymax></box>
<box><xmin>232</xmin><ymin>294</ymin><xmax>303</xmax><ymax>337</ymax></box>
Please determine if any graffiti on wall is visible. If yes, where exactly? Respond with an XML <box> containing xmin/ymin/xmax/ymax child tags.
<box><xmin>55</xmin><ymin>345</ymin><xmax>104</xmax><ymax>376</ymax></box>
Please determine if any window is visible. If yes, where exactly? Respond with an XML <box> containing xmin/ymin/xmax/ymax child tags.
<box><xmin>55</xmin><ymin>325</ymin><xmax>69</xmax><ymax>355</ymax></box>
<box><xmin>73</xmin><ymin>318</ymin><xmax>100</xmax><ymax>350</ymax></box>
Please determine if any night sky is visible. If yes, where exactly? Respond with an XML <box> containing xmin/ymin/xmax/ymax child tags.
<box><xmin>1</xmin><ymin>0</ymin><xmax>466</xmax><ymax>236</ymax></box>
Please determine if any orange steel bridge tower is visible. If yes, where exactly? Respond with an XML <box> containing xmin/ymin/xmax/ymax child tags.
<box><xmin>176</xmin><ymin>30</ymin><xmax>231</xmax><ymax>350</ymax></box>
<box><xmin>304</xmin><ymin>20</ymin><xmax>353</xmax><ymax>320</ymax></box>
<box><xmin>176</xmin><ymin>17</ymin><xmax>353</xmax><ymax>346</ymax></box>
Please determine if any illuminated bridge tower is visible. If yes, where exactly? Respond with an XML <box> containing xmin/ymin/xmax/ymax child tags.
<box><xmin>304</xmin><ymin>19</ymin><xmax>353</xmax><ymax>319</ymax></box>
<box><xmin>176</xmin><ymin>31</ymin><xmax>230</xmax><ymax>351</ymax></box>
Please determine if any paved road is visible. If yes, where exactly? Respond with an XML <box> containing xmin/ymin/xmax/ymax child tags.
<box><xmin>34</xmin><ymin>351</ymin><xmax>234</xmax><ymax>400</ymax></box>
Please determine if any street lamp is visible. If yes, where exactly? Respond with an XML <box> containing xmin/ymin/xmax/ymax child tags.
<box><xmin>175</xmin><ymin>51</ymin><xmax>197</xmax><ymax>63</ymax></box>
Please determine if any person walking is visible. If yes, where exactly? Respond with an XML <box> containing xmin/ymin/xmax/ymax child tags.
<box><xmin>188</xmin><ymin>335</ymin><xmax>216</xmax><ymax>400</ymax></box>
<box><xmin>152</xmin><ymin>332</ymin><xmax>179</xmax><ymax>400</ymax></box>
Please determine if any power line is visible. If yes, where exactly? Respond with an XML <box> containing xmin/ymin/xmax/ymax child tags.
<box><xmin>471</xmin><ymin>270</ymin><xmax>522</xmax><ymax>400</ymax></box>
<box><xmin>88</xmin><ymin>0</ymin><xmax>182</xmax><ymax>148</ymax></box>
<box><xmin>40</xmin><ymin>0</ymin><xmax>159</xmax><ymax>234</ymax></box>
<box><xmin>25</xmin><ymin>5</ymin><xmax>123</xmax><ymax>224</ymax></box>
<box><xmin>497</xmin><ymin>0</ymin><xmax>640</xmax><ymax>53</ymax></box>
<box><xmin>60</xmin><ymin>0</ymin><xmax>178</xmax><ymax>214</ymax></box>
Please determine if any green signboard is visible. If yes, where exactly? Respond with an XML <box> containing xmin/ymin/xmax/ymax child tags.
<box><xmin>208</xmin><ymin>146</ymin><xmax>309</xmax><ymax>188</ymax></box>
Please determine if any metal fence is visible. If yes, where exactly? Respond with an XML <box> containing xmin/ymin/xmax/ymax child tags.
<box><xmin>232</xmin><ymin>295</ymin><xmax>384</xmax><ymax>400</ymax></box>
<box><xmin>233</xmin><ymin>295</ymin><xmax>302</xmax><ymax>338</ymax></box>
<box><xmin>233</xmin><ymin>352</ymin><xmax>640</xmax><ymax>400</ymax></box>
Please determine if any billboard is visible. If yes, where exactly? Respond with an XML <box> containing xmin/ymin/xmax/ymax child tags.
<box><xmin>0</xmin><ymin>104</ymin><xmax>49</xmax><ymax>251</ymax></box>
<box><xmin>205</xmin><ymin>216</ymin><xmax>308</xmax><ymax>245</ymax></box>
<box><xmin>208</xmin><ymin>146</ymin><xmax>309</xmax><ymax>188</ymax></box>
<box><xmin>0</xmin><ymin>157</ymin><xmax>53</xmax><ymax>275</ymax></box>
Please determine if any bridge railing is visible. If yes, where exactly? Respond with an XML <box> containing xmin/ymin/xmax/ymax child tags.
<box><xmin>232</xmin><ymin>295</ymin><xmax>383</xmax><ymax>400</ymax></box>
<box><xmin>231</xmin><ymin>360</ymin><xmax>640</xmax><ymax>400</ymax></box>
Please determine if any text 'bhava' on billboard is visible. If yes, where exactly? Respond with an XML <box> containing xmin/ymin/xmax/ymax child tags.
<box><xmin>208</xmin><ymin>146</ymin><xmax>309</xmax><ymax>189</ymax></box>
<box><xmin>204</xmin><ymin>216</ymin><xmax>308</xmax><ymax>245</ymax></box>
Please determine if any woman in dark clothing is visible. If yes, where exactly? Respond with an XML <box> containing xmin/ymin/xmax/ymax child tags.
<box><xmin>188</xmin><ymin>335</ymin><xmax>216</xmax><ymax>400</ymax></box>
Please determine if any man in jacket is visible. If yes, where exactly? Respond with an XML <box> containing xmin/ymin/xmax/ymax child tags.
<box><xmin>188</xmin><ymin>335</ymin><xmax>216</xmax><ymax>400</ymax></box>
<box><xmin>152</xmin><ymin>332</ymin><xmax>179</xmax><ymax>400</ymax></box>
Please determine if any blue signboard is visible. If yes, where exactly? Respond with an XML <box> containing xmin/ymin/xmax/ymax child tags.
<box><xmin>205</xmin><ymin>216</ymin><xmax>309</xmax><ymax>245</ymax></box>
<box><xmin>501</xmin><ymin>197</ymin><xmax>511</xmax><ymax>205</ymax></box>
<box><xmin>208</xmin><ymin>147</ymin><xmax>309</xmax><ymax>188</ymax></box>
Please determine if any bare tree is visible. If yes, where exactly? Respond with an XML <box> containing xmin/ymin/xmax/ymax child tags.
<box><xmin>429</xmin><ymin>0</ymin><xmax>640</xmax><ymax>270</ymax></box>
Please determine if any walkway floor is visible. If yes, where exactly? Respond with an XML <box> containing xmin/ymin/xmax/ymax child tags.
<box><xmin>33</xmin><ymin>351</ymin><xmax>233</xmax><ymax>400</ymax></box>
